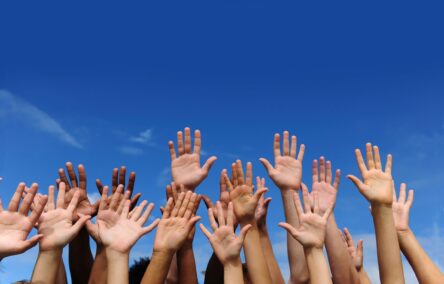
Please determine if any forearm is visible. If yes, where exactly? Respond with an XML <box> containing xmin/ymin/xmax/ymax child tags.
<box><xmin>32</xmin><ymin>249</ymin><xmax>63</xmax><ymax>283</ymax></box>
<box><xmin>57</xmin><ymin>259</ymin><xmax>68</xmax><ymax>284</ymax></box>
<box><xmin>324</xmin><ymin>214</ymin><xmax>359</xmax><ymax>284</ymax></box>
<box><xmin>258</xmin><ymin>226</ymin><xmax>285</xmax><ymax>284</ymax></box>
<box><xmin>281</xmin><ymin>190</ymin><xmax>309</xmax><ymax>284</ymax></box>
<box><xmin>398</xmin><ymin>229</ymin><xmax>444</xmax><ymax>283</ymax></box>
<box><xmin>242</xmin><ymin>222</ymin><xmax>272</xmax><ymax>284</ymax></box>
<box><xmin>89</xmin><ymin>245</ymin><xmax>107</xmax><ymax>284</ymax></box>
<box><xmin>142</xmin><ymin>250</ymin><xmax>175</xmax><ymax>284</ymax></box>
<box><xmin>305</xmin><ymin>247</ymin><xmax>332</xmax><ymax>284</ymax></box>
<box><xmin>69</xmin><ymin>228</ymin><xmax>94</xmax><ymax>283</ymax></box>
<box><xmin>223</xmin><ymin>258</ymin><xmax>244</xmax><ymax>284</ymax></box>
<box><xmin>177</xmin><ymin>243</ymin><xmax>198</xmax><ymax>284</ymax></box>
<box><xmin>106</xmin><ymin>249</ymin><xmax>129</xmax><ymax>284</ymax></box>
<box><xmin>372</xmin><ymin>204</ymin><xmax>404</xmax><ymax>284</ymax></box>
<box><xmin>166</xmin><ymin>253</ymin><xmax>179</xmax><ymax>284</ymax></box>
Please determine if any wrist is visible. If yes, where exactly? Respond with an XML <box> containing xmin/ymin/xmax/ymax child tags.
<box><xmin>396</xmin><ymin>227</ymin><xmax>412</xmax><ymax>238</ymax></box>
<box><xmin>223</xmin><ymin>257</ymin><xmax>242</xmax><ymax>269</ymax></box>
<box><xmin>280</xmin><ymin>187</ymin><xmax>299</xmax><ymax>195</ymax></box>
<box><xmin>38</xmin><ymin>248</ymin><xmax>63</xmax><ymax>259</ymax></box>
<box><xmin>240</xmin><ymin>218</ymin><xmax>256</xmax><ymax>227</ymax></box>
<box><xmin>105</xmin><ymin>247</ymin><xmax>129</xmax><ymax>261</ymax></box>
<box><xmin>304</xmin><ymin>246</ymin><xmax>323</xmax><ymax>255</ymax></box>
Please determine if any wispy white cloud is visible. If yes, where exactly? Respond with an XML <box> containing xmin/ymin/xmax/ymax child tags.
<box><xmin>0</xmin><ymin>90</ymin><xmax>82</xmax><ymax>148</ymax></box>
<box><xmin>130</xmin><ymin>129</ymin><xmax>153</xmax><ymax>144</ymax></box>
<box><xmin>119</xmin><ymin>146</ymin><xmax>144</xmax><ymax>156</ymax></box>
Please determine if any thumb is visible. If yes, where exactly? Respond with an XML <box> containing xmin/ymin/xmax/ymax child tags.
<box><xmin>239</xmin><ymin>224</ymin><xmax>252</xmax><ymax>243</ymax></box>
<box><xmin>202</xmin><ymin>156</ymin><xmax>217</xmax><ymax>175</ymax></box>
<box><xmin>259</xmin><ymin>158</ymin><xmax>274</xmax><ymax>173</ymax></box>
<box><xmin>347</xmin><ymin>175</ymin><xmax>365</xmax><ymax>191</ymax></box>
<box><xmin>18</xmin><ymin>234</ymin><xmax>44</xmax><ymax>253</ymax></box>
<box><xmin>71</xmin><ymin>214</ymin><xmax>91</xmax><ymax>236</ymax></box>
<box><xmin>253</xmin><ymin>188</ymin><xmax>268</xmax><ymax>203</ymax></box>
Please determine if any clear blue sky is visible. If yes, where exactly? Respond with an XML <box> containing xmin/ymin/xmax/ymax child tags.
<box><xmin>1</xmin><ymin>1</ymin><xmax>444</xmax><ymax>283</ymax></box>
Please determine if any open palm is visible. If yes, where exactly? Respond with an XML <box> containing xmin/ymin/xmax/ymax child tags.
<box><xmin>154</xmin><ymin>191</ymin><xmax>201</xmax><ymax>253</ymax></box>
<box><xmin>0</xmin><ymin>183</ymin><xmax>47</xmax><ymax>259</ymax></box>
<box><xmin>38</xmin><ymin>184</ymin><xmax>90</xmax><ymax>251</ymax></box>
<box><xmin>169</xmin><ymin>128</ymin><xmax>217</xmax><ymax>191</ymax></box>
<box><xmin>260</xmin><ymin>132</ymin><xmax>305</xmax><ymax>190</ymax></box>
<box><xmin>200</xmin><ymin>202</ymin><xmax>251</xmax><ymax>265</ymax></box>
<box><xmin>348</xmin><ymin>143</ymin><xmax>393</xmax><ymax>205</ymax></box>
<box><xmin>226</xmin><ymin>161</ymin><xmax>267</xmax><ymax>223</ymax></box>
<box><xmin>279</xmin><ymin>185</ymin><xmax>333</xmax><ymax>249</ymax></box>
<box><xmin>87</xmin><ymin>187</ymin><xmax>159</xmax><ymax>253</ymax></box>
<box><xmin>312</xmin><ymin>157</ymin><xmax>340</xmax><ymax>214</ymax></box>
<box><xmin>57</xmin><ymin>162</ymin><xmax>99</xmax><ymax>220</ymax></box>
<box><xmin>392</xmin><ymin>183</ymin><xmax>414</xmax><ymax>232</ymax></box>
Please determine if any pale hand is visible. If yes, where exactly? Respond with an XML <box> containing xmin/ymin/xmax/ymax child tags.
<box><xmin>392</xmin><ymin>183</ymin><xmax>414</xmax><ymax>232</ymax></box>
<box><xmin>348</xmin><ymin>143</ymin><xmax>393</xmax><ymax>205</ymax></box>
<box><xmin>200</xmin><ymin>202</ymin><xmax>251</xmax><ymax>265</ymax></box>
<box><xmin>259</xmin><ymin>132</ymin><xmax>305</xmax><ymax>190</ymax></box>
<box><xmin>311</xmin><ymin>157</ymin><xmax>340</xmax><ymax>215</ymax></box>
<box><xmin>169</xmin><ymin>128</ymin><xmax>217</xmax><ymax>191</ymax></box>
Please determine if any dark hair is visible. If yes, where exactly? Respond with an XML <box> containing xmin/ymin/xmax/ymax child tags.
<box><xmin>129</xmin><ymin>257</ymin><xmax>151</xmax><ymax>284</ymax></box>
<box><xmin>204</xmin><ymin>253</ymin><xmax>224</xmax><ymax>284</ymax></box>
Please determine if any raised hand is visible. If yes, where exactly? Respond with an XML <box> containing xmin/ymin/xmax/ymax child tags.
<box><xmin>165</xmin><ymin>182</ymin><xmax>201</xmax><ymax>242</ymax></box>
<box><xmin>96</xmin><ymin>166</ymin><xmax>141</xmax><ymax>209</ymax></box>
<box><xmin>57</xmin><ymin>162</ymin><xmax>99</xmax><ymax>220</ymax></box>
<box><xmin>153</xmin><ymin>191</ymin><xmax>201</xmax><ymax>253</ymax></box>
<box><xmin>312</xmin><ymin>157</ymin><xmax>340</xmax><ymax>215</ymax></box>
<box><xmin>279</xmin><ymin>184</ymin><xmax>333</xmax><ymax>249</ymax></box>
<box><xmin>342</xmin><ymin>228</ymin><xmax>364</xmax><ymax>271</ymax></box>
<box><xmin>254</xmin><ymin>177</ymin><xmax>272</xmax><ymax>228</ymax></box>
<box><xmin>200</xmin><ymin>202</ymin><xmax>251</xmax><ymax>265</ymax></box>
<box><xmin>0</xmin><ymin>183</ymin><xmax>47</xmax><ymax>259</ymax></box>
<box><xmin>38</xmin><ymin>183</ymin><xmax>91</xmax><ymax>251</ymax></box>
<box><xmin>226</xmin><ymin>160</ymin><xmax>267</xmax><ymax>225</ymax></box>
<box><xmin>169</xmin><ymin>127</ymin><xmax>217</xmax><ymax>191</ymax></box>
<box><xmin>259</xmin><ymin>131</ymin><xmax>305</xmax><ymax>190</ymax></box>
<box><xmin>86</xmin><ymin>186</ymin><xmax>159</xmax><ymax>254</ymax></box>
<box><xmin>392</xmin><ymin>183</ymin><xmax>414</xmax><ymax>233</ymax></box>
<box><xmin>202</xmin><ymin>169</ymin><xmax>237</xmax><ymax>227</ymax></box>
<box><xmin>347</xmin><ymin>143</ymin><xmax>393</xmax><ymax>205</ymax></box>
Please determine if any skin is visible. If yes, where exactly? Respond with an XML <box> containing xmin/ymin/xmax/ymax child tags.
<box><xmin>89</xmin><ymin>167</ymin><xmax>141</xmax><ymax>284</ymax></box>
<box><xmin>0</xmin><ymin>183</ymin><xmax>47</xmax><ymax>260</ymax></box>
<box><xmin>393</xmin><ymin>183</ymin><xmax>444</xmax><ymax>283</ymax></box>
<box><xmin>200</xmin><ymin>202</ymin><xmax>251</xmax><ymax>284</ymax></box>
<box><xmin>254</xmin><ymin>177</ymin><xmax>285</xmax><ymax>284</ymax></box>
<box><xmin>342</xmin><ymin>228</ymin><xmax>372</xmax><ymax>284</ymax></box>
<box><xmin>141</xmin><ymin>192</ymin><xmax>201</xmax><ymax>284</ymax></box>
<box><xmin>32</xmin><ymin>183</ymin><xmax>91</xmax><ymax>283</ymax></box>
<box><xmin>225</xmin><ymin>160</ymin><xmax>271</xmax><ymax>284</ymax></box>
<box><xmin>279</xmin><ymin>185</ymin><xmax>333</xmax><ymax>284</ymax></box>
<box><xmin>259</xmin><ymin>131</ymin><xmax>309</xmax><ymax>284</ymax></box>
<box><xmin>57</xmin><ymin>162</ymin><xmax>99</xmax><ymax>284</ymax></box>
<box><xmin>348</xmin><ymin>143</ymin><xmax>405</xmax><ymax>284</ymax></box>
<box><xmin>312</xmin><ymin>157</ymin><xmax>359</xmax><ymax>284</ymax></box>
<box><xmin>165</xmin><ymin>182</ymin><xmax>201</xmax><ymax>284</ymax></box>
<box><xmin>86</xmin><ymin>186</ymin><xmax>159</xmax><ymax>284</ymax></box>
<box><xmin>169</xmin><ymin>127</ymin><xmax>217</xmax><ymax>192</ymax></box>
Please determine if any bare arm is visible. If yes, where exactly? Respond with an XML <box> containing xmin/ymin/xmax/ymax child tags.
<box><xmin>142</xmin><ymin>192</ymin><xmax>200</xmax><ymax>284</ymax></box>
<box><xmin>260</xmin><ymin>131</ymin><xmax>309</xmax><ymax>284</ymax></box>
<box><xmin>255</xmin><ymin>177</ymin><xmax>285</xmax><ymax>284</ymax></box>
<box><xmin>88</xmin><ymin>245</ymin><xmax>107</xmax><ymax>284</ymax></box>
<box><xmin>312</xmin><ymin>157</ymin><xmax>359</xmax><ymax>284</ymax></box>
<box><xmin>348</xmin><ymin>143</ymin><xmax>404</xmax><ymax>284</ymax></box>
<box><xmin>342</xmin><ymin>228</ymin><xmax>371</xmax><ymax>284</ymax></box>
<box><xmin>200</xmin><ymin>202</ymin><xmax>250</xmax><ymax>284</ymax></box>
<box><xmin>393</xmin><ymin>183</ymin><xmax>444</xmax><ymax>283</ymax></box>
<box><xmin>279</xmin><ymin>185</ymin><xmax>333</xmax><ymax>284</ymax></box>
<box><xmin>227</xmin><ymin>161</ymin><xmax>272</xmax><ymax>284</ymax></box>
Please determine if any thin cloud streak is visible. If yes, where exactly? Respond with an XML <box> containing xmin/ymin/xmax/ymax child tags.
<box><xmin>0</xmin><ymin>90</ymin><xmax>82</xmax><ymax>148</ymax></box>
